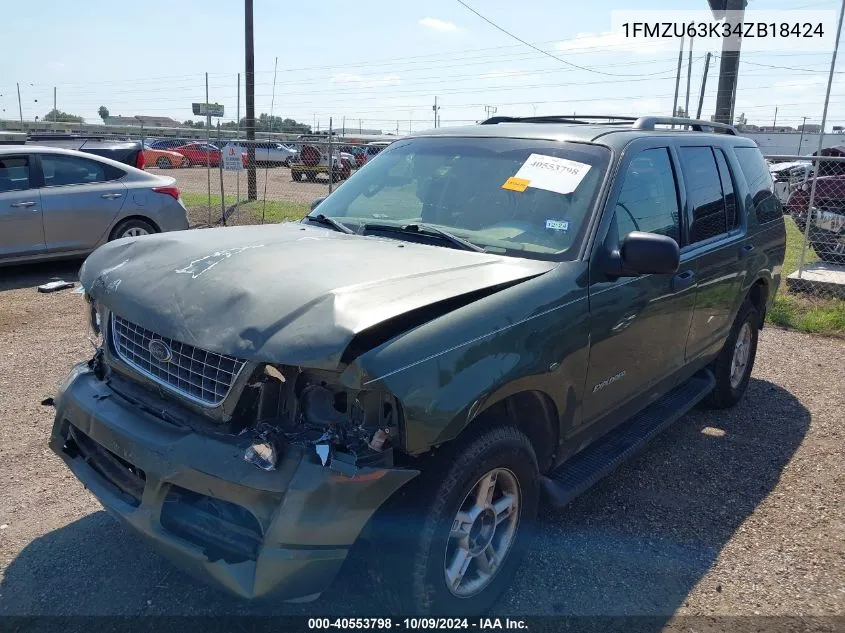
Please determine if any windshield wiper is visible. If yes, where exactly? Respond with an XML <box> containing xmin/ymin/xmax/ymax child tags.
<box><xmin>304</xmin><ymin>214</ymin><xmax>356</xmax><ymax>235</ymax></box>
<box><xmin>363</xmin><ymin>222</ymin><xmax>485</xmax><ymax>252</ymax></box>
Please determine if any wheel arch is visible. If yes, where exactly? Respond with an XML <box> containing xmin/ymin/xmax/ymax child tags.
<box><xmin>108</xmin><ymin>215</ymin><xmax>161</xmax><ymax>241</ymax></box>
<box><xmin>747</xmin><ymin>276</ymin><xmax>769</xmax><ymax>326</ymax></box>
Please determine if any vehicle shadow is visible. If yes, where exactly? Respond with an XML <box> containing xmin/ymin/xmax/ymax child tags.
<box><xmin>0</xmin><ymin>378</ymin><xmax>809</xmax><ymax>622</ymax></box>
<box><xmin>0</xmin><ymin>259</ymin><xmax>83</xmax><ymax>292</ymax></box>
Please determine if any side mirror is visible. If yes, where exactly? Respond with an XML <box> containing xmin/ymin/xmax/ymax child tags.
<box><xmin>310</xmin><ymin>197</ymin><xmax>326</xmax><ymax>211</ymax></box>
<box><xmin>618</xmin><ymin>231</ymin><xmax>680</xmax><ymax>275</ymax></box>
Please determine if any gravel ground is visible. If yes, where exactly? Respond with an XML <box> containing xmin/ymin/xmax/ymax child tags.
<box><xmin>148</xmin><ymin>165</ymin><xmax>336</xmax><ymax>204</ymax></box>
<box><xmin>0</xmin><ymin>261</ymin><xmax>843</xmax><ymax>621</ymax></box>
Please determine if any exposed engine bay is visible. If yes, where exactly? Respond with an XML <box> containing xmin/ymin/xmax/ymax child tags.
<box><xmin>235</xmin><ymin>363</ymin><xmax>401</xmax><ymax>475</ymax></box>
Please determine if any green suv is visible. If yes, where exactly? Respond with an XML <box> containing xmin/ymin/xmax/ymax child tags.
<box><xmin>51</xmin><ymin>115</ymin><xmax>786</xmax><ymax>614</ymax></box>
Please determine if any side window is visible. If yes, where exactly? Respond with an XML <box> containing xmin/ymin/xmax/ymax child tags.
<box><xmin>714</xmin><ymin>149</ymin><xmax>738</xmax><ymax>231</ymax></box>
<box><xmin>41</xmin><ymin>154</ymin><xmax>108</xmax><ymax>187</ymax></box>
<box><xmin>679</xmin><ymin>147</ymin><xmax>729</xmax><ymax>243</ymax></box>
<box><xmin>734</xmin><ymin>147</ymin><xmax>783</xmax><ymax>224</ymax></box>
<box><xmin>615</xmin><ymin>148</ymin><xmax>681</xmax><ymax>243</ymax></box>
<box><xmin>0</xmin><ymin>156</ymin><xmax>31</xmax><ymax>193</ymax></box>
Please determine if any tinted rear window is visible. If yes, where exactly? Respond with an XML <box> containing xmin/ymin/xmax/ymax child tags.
<box><xmin>680</xmin><ymin>147</ymin><xmax>730</xmax><ymax>243</ymax></box>
<box><xmin>734</xmin><ymin>147</ymin><xmax>783</xmax><ymax>224</ymax></box>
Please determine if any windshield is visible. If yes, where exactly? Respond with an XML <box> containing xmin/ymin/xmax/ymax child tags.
<box><xmin>310</xmin><ymin>136</ymin><xmax>611</xmax><ymax>259</ymax></box>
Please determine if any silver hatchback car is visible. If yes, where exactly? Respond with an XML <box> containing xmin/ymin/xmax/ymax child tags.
<box><xmin>0</xmin><ymin>146</ymin><xmax>190</xmax><ymax>265</ymax></box>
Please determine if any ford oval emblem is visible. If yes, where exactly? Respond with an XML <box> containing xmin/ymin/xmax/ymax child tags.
<box><xmin>148</xmin><ymin>339</ymin><xmax>172</xmax><ymax>363</ymax></box>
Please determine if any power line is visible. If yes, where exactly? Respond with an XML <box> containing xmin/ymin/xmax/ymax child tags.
<box><xmin>454</xmin><ymin>0</ymin><xmax>687</xmax><ymax>78</ymax></box>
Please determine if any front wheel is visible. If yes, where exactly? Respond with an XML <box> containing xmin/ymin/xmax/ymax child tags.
<box><xmin>703</xmin><ymin>299</ymin><xmax>760</xmax><ymax>409</ymax></box>
<box><xmin>109</xmin><ymin>218</ymin><xmax>157</xmax><ymax>241</ymax></box>
<box><xmin>182</xmin><ymin>157</ymin><xmax>192</xmax><ymax>168</ymax></box>
<box><xmin>368</xmin><ymin>426</ymin><xmax>539</xmax><ymax>615</ymax></box>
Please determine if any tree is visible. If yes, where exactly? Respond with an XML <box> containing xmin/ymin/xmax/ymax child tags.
<box><xmin>219</xmin><ymin>114</ymin><xmax>311</xmax><ymax>134</ymax></box>
<box><xmin>675</xmin><ymin>106</ymin><xmax>687</xmax><ymax>118</ymax></box>
<box><xmin>98</xmin><ymin>106</ymin><xmax>109</xmax><ymax>121</ymax></box>
<box><xmin>44</xmin><ymin>109</ymin><xmax>84</xmax><ymax>123</ymax></box>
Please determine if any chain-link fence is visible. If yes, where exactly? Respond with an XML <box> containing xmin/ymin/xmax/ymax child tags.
<box><xmin>767</xmin><ymin>153</ymin><xmax>845</xmax><ymax>302</ymax></box>
<box><xmin>143</xmin><ymin>134</ymin><xmax>389</xmax><ymax>228</ymax></box>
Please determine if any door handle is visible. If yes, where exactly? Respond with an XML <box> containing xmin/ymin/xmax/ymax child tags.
<box><xmin>10</xmin><ymin>201</ymin><xmax>36</xmax><ymax>208</ymax></box>
<box><xmin>101</xmin><ymin>193</ymin><xmax>123</xmax><ymax>199</ymax></box>
<box><xmin>739</xmin><ymin>244</ymin><xmax>755</xmax><ymax>259</ymax></box>
<box><xmin>672</xmin><ymin>269</ymin><xmax>696</xmax><ymax>291</ymax></box>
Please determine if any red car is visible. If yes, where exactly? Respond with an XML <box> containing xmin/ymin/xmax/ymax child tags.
<box><xmin>172</xmin><ymin>142</ymin><xmax>221</xmax><ymax>168</ymax></box>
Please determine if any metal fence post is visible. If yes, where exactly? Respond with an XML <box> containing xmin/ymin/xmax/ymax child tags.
<box><xmin>328</xmin><ymin>117</ymin><xmax>334</xmax><ymax>196</ymax></box>
<box><xmin>798</xmin><ymin>0</ymin><xmax>845</xmax><ymax>279</ymax></box>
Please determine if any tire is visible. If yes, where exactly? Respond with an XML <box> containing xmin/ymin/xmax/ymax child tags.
<box><xmin>703</xmin><ymin>299</ymin><xmax>760</xmax><ymax>409</ymax></box>
<box><xmin>182</xmin><ymin>157</ymin><xmax>192</xmax><ymax>168</ymax></box>
<box><xmin>306</xmin><ymin>172</ymin><xmax>317</xmax><ymax>182</ymax></box>
<box><xmin>368</xmin><ymin>426</ymin><xmax>539</xmax><ymax>615</ymax></box>
<box><xmin>109</xmin><ymin>218</ymin><xmax>157</xmax><ymax>241</ymax></box>
<box><xmin>809</xmin><ymin>226</ymin><xmax>845</xmax><ymax>265</ymax></box>
<box><xmin>155</xmin><ymin>157</ymin><xmax>172</xmax><ymax>169</ymax></box>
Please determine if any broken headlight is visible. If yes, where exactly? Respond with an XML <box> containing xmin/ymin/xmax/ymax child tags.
<box><xmin>241</xmin><ymin>365</ymin><xmax>401</xmax><ymax>472</ymax></box>
<box><xmin>84</xmin><ymin>293</ymin><xmax>105</xmax><ymax>349</ymax></box>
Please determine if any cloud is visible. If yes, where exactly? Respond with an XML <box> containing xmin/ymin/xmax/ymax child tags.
<box><xmin>556</xmin><ymin>31</ymin><xmax>667</xmax><ymax>55</ymax></box>
<box><xmin>480</xmin><ymin>69</ymin><xmax>522</xmax><ymax>81</ymax></box>
<box><xmin>419</xmin><ymin>17</ymin><xmax>458</xmax><ymax>32</ymax></box>
<box><xmin>330</xmin><ymin>73</ymin><xmax>402</xmax><ymax>88</ymax></box>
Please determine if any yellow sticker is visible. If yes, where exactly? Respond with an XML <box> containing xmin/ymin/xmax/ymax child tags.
<box><xmin>502</xmin><ymin>176</ymin><xmax>529</xmax><ymax>192</ymax></box>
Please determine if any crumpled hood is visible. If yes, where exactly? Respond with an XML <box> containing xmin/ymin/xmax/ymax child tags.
<box><xmin>82</xmin><ymin>223</ymin><xmax>555</xmax><ymax>369</ymax></box>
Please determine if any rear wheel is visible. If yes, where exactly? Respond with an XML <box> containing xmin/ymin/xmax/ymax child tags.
<box><xmin>109</xmin><ymin>218</ymin><xmax>157</xmax><ymax>241</ymax></box>
<box><xmin>368</xmin><ymin>426</ymin><xmax>539</xmax><ymax>615</ymax></box>
<box><xmin>182</xmin><ymin>157</ymin><xmax>192</xmax><ymax>168</ymax></box>
<box><xmin>703</xmin><ymin>299</ymin><xmax>760</xmax><ymax>409</ymax></box>
<box><xmin>156</xmin><ymin>157</ymin><xmax>172</xmax><ymax>169</ymax></box>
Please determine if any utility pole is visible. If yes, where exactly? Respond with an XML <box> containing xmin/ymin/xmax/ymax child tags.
<box><xmin>773</xmin><ymin>106</ymin><xmax>778</xmax><ymax>129</ymax></box>
<box><xmin>236</xmin><ymin>72</ymin><xmax>241</xmax><ymax>214</ymax></box>
<box><xmin>433</xmin><ymin>97</ymin><xmax>440</xmax><ymax>128</ymax></box>
<box><xmin>53</xmin><ymin>86</ymin><xmax>56</xmax><ymax>115</ymax></box>
<box><xmin>672</xmin><ymin>35</ymin><xmax>684</xmax><ymax>125</ymax></box>
<box><xmin>684</xmin><ymin>39</ymin><xmax>693</xmax><ymax>118</ymax></box>
<box><xmin>484</xmin><ymin>105</ymin><xmax>497</xmax><ymax>119</ymax></box>
<box><xmin>245</xmin><ymin>0</ymin><xmax>257</xmax><ymax>200</ymax></box>
<box><xmin>798</xmin><ymin>116</ymin><xmax>808</xmax><ymax>154</ymax></box>
<box><xmin>696</xmin><ymin>52</ymin><xmax>712</xmax><ymax>119</ymax></box>
<box><xmin>16</xmin><ymin>83</ymin><xmax>23</xmax><ymax>124</ymax></box>
<box><xmin>206</xmin><ymin>72</ymin><xmax>212</xmax><ymax>225</ymax></box>
<box><xmin>713</xmin><ymin>0</ymin><xmax>747</xmax><ymax>124</ymax></box>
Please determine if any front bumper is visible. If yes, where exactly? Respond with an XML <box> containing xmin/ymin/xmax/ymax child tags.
<box><xmin>49</xmin><ymin>363</ymin><xmax>417</xmax><ymax>601</ymax></box>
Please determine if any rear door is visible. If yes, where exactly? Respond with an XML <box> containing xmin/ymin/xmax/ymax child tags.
<box><xmin>37</xmin><ymin>153</ymin><xmax>127</xmax><ymax>253</ymax></box>
<box><xmin>583</xmin><ymin>142</ymin><xmax>697</xmax><ymax>424</ymax></box>
<box><xmin>0</xmin><ymin>154</ymin><xmax>45</xmax><ymax>259</ymax></box>
<box><xmin>677</xmin><ymin>145</ymin><xmax>745</xmax><ymax>360</ymax></box>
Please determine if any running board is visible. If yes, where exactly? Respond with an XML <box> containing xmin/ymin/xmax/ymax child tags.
<box><xmin>541</xmin><ymin>369</ymin><xmax>716</xmax><ymax>508</ymax></box>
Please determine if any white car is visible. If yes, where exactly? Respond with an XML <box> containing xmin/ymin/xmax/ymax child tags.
<box><xmin>227</xmin><ymin>141</ymin><xmax>296</xmax><ymax>167</ymax></box>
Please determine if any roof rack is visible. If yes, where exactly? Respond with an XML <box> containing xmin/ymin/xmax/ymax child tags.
<box><xmin>480</xmin><ymin>114</ymin><xmax>738</xmax><ymax>135</ymax></box>
<box><xmin>481</xmin><ymin>115</ymin><xmax>637</xmax><ymax>125</ymax></box>
<box><xmin>632</xmin><ymin>116</ymin><xmax>738</xmax><ymax>135</ymax></box>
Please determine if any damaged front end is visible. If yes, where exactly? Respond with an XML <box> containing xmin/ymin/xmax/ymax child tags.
<box><xmin>237</xmin><ymin>363</ymin><xmax>403</xmax><ymax>477</ymax></box>
<box><xmin>50</xmin><ymin>304</ymin><xmax>419</xmax><ymax>601</ymax></box>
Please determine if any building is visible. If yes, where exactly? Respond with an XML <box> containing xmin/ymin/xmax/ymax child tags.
<box><xmin>797</xmin><ymin>123</ymin><xmax>822</xmax><ymax>133</ymax></box>
<box><xmin>103</xmin><ymin>115</ymin><xmax>183</xmax><ymax>128</ymax></box>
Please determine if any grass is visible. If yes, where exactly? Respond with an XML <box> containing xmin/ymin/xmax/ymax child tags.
<box><xmin>767</xmin><ymin>217</ymin><xmax>845</xmax><ymax>337</ymax></box>
<box><xmin>181</xmin><ymin>193</ymin><xmax>308</xmax><ymax>224</ymax></box>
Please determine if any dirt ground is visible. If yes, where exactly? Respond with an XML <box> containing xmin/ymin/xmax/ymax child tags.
<box><xmin>0</xmin><ymin>260</ymin><xmax>843</xmax><ymax>621</ymax></box>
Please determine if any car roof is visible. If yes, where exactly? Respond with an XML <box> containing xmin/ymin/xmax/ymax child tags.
<box><xmin>410</xmin><ymin>119</ymin><xmax>758</xmax><ymax>151</ymax></box>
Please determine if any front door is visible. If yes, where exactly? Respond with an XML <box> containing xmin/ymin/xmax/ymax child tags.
<box><xmin>583</xmin><ymin>144</ymin><xmax>696</xmax><ymax>425</ymax></box>
<box><xmin>37</xmin><ymin>153</ymin><xmax>127</xmax><ymax>253</ymax></box>
<box><xmin>0</xmin><ymin>154</ymin><xmax>45</xmax><ymax>259</ymax></box>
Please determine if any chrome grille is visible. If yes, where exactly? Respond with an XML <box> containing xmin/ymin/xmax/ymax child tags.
<box><xmin>110</xmin><ymin>314</ymin><xmax>246</xmax><ymax>406</ymax></box>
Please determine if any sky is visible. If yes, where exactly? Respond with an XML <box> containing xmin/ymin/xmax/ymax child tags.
<box><xmin>2</xmin><ymin>0</ymin><xmax>844</xmax><ymax>134</ymax></box>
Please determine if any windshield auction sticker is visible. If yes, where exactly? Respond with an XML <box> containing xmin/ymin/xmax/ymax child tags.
<box><xmin>510</xmin><ymin>154</ymin><xmax>592</xmax><ymax>196</ymax></box>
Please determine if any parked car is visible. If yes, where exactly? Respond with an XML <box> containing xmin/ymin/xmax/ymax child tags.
<box><xmin>232</xmin><ymin>142</ymin><xmax>297</xmax><ymax>167</ymax></box>
<box><xmin>51</xmin><ymin>115</ymin><xmax>784</xmax><ymax>615</ymax></box>
<box><xmin>348</xmin><ymin>146</ymin><xmax>368</xmax><ymax>167</ymax></box>
<box><xmin>172</xmin><ymin>142</ymin><xmax>221</xmax><ymax>168</ymax></box>
<box><xmin>289</xmin><ymin>143</ymin><xmax>352</xmax><ymax>182</ymax></box>
<box><xmin>21</xmin><ymin>135</ymin><xmax>145</xmax><ymax>170</ymax></box>
<box><xmin>144</xmin><ymin>146</ymin><xmax>186</xmax><ymax>169</ymax></box>
<box><xmin>147</xmin><ymin>138</ymin><xmax>193</xmax><ymax>151</ymax></box>
<box><xmin>0</xmin><ymin>146</ymin><xmax>188</xmax><ymax>265</ymax></box>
